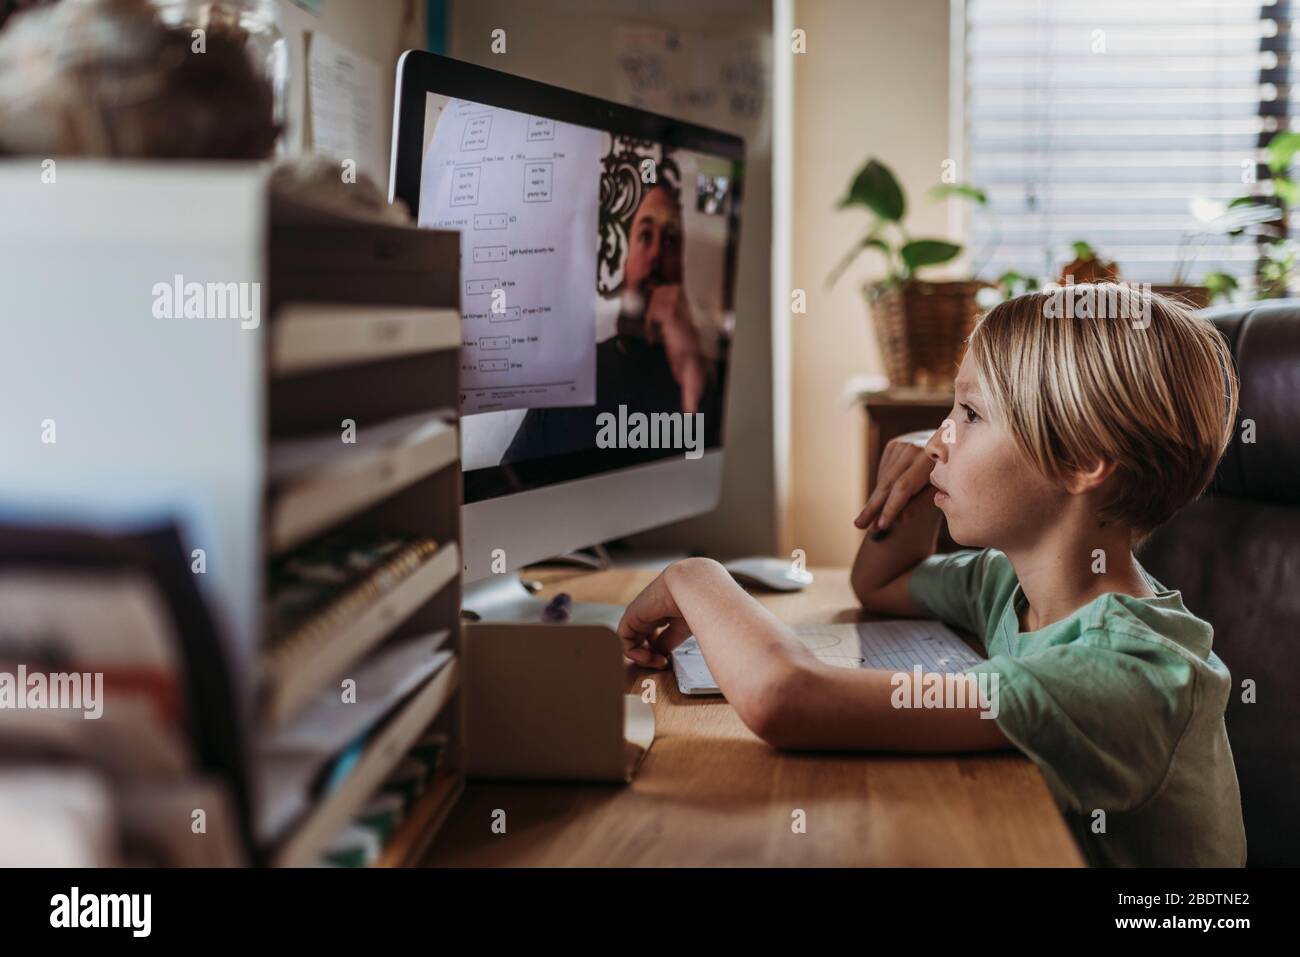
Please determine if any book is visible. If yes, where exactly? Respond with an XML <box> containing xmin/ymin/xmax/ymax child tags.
<box><xmin>0</xmin><ymin>767</ymin><xmax>117</xmax><ymax>866</ymax></box>
<box><xmin>255</xmin><ymin>631</ymin><xmax>452</xmax><ymax>843</ymax></box>
<box><xmin>264</xmin><ymin>534</ymin><xmax>439</xmax><ymax>650</ymax></box>
<box><xmin>0</xmin><ymin>522</ymin><xmax>252</xmax><ymax>849</ymax></box>
<box><xmin>260</xmin><ymin>534</ymin><xmax>457</xmax><ymax>727</ymax></box>
<box><xmin>318</xmin><ymin>727</ymin><xmax>453</xmax><ymax>867</ymax></box>
<box><xmin>271</xmin><ymin>658</ymin><xmax>460</xmax><ymax>866</ymax></box>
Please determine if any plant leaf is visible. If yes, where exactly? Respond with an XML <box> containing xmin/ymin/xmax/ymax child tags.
<box><xmin>1070</xmin><ymin>240</ymin><xmax>1096</xmax><ymax>261</ymax></box>
<box><xmin>900</xmin><ymin>239</ymin><xmax>962</xmax><ymax>273</ymax></box>
<box><xmin>1274</xmin><ymin>177</ymin><xmax>1300</xmax><ymax>207</ymax></box>
<box><xmin>1267</xmin><ymin>131</ymin><xmax>1300</xmax><ymax>174</ymax></box>
<box><xmin>1202</xmin><ymin>271</ymin><xmax>1239</xmax><ymax>301</ymax></box>
<box><xmin>928</xmin><ymin>183</ymin><xmax>987</xmax><ymax>205</ymax></box>
<box><xmin>839</xmin><ymin>158</ymin><xmax>905</xmax><ymax>221</ymax></box>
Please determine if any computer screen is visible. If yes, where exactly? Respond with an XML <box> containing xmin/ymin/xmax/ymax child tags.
<box><xmin>411</xmin><ymin>91</ymin><xmax>744</xmax><ymax>504</ymax></box>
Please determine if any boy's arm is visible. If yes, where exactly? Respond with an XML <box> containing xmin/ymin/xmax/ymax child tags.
<box><xmin>620</xmin><ymin>557</ymin><xmax>821</xmax><ymax>740</ymax></box>
<box><xmin>763</xmin><ymin>662</ymin><xmax>1012</xmax><ymax>752</ymax></box>
<box><xmin>851</xmin><ymin>429</ymin><xmax>947</xmax><ymax>616</ymax></box>
<box><xmin>622</xmin><ymin>558</ymin><xmax>1010</xmax><ymax>752</ymax></box>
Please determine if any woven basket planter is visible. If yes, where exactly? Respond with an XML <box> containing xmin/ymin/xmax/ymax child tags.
<box><xmin>868</xmin><ymin>280</ymin><xmax>987</xmax><ymax>388</ymax></box>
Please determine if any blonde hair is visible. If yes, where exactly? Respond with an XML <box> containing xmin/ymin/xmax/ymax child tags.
<box><xmin>967</xmin><ymin>284</ymin><xmax>1239</xmax><ymax>544</ymax></box>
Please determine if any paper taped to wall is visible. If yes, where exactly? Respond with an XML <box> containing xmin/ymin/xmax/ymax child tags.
<box><xmin>307</xmin><ymin>32</ymin><xmax>386</xmax><ymax>184</ymax></box>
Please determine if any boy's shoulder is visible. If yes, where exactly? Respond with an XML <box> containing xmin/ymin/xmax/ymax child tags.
<box><xmin>948</xmin><ymin>550</ymin><xmax>1228</xmax><ymax>682</ymax></box>
<box><xmin>1075</xmin><ymin>569</ymin><xmax>1221</xmax><ymax>671</ymax></box>
<box><xmin>1068</xmin><ymin>593</ymin><xmax>1232</xmax><ymax>720</ymax></box>
<box><xmin>961</xmin><ymin>549</ymin><xmax>1219</xmax><ymax>662</ymax></box>
<box><xmin>991</xmin><ymin>562</ymin><xmax>1234</xmax><ymax>717</ymax></box>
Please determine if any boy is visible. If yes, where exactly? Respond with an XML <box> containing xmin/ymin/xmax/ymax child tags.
<box><xmin>617</xmin><ymin>284</ymin><xmax>1246</xmax><ymax>867</ymax></box>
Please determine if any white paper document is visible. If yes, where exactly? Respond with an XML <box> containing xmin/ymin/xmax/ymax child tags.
<box><xmin>795</xmin><ymin>620</ymin><xmax>985</xmax><ymax>672</ymax></box>
<box><xmin>307</xmin><ymin>32</ymin><xmax>386</xmax><ymax>184</ymax></box>
<box><xmin>673</xmin><ymin>620</ymin><xmax>984</xmax><ymax>696</ymax></box>
<box><xmin>418</xmin><ymin>97</ymin><xmax>603</xmax><ymax>414</ymax></box>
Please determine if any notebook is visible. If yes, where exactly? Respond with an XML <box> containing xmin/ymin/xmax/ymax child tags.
<box><xmin>672</xmin><ymin>620</ymin><xmax>985</xmax><ymax>696</ymax></box>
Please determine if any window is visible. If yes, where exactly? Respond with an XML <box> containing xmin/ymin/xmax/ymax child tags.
<box><xmin>962</xmin><ymin>0</ymin><xmax>1290</xmax><ymax>295</ymax></box>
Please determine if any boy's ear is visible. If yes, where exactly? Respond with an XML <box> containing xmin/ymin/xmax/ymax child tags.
<box><xmin>1063</xmin><ymin>457</ymin><xmax>1117</xmax><ymax>495</ymax></box>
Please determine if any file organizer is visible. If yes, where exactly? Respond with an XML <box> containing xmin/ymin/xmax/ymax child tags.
<box><xmin>263</xmin><ymin>214</ymin><xmax>467</xmax><ymax>868</ymax></box>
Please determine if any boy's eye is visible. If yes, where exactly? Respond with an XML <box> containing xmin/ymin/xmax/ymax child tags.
<box><xmin>960</xmin><ymin>402</ymin><xmax>980</xmax><ymax>423</ymax></box>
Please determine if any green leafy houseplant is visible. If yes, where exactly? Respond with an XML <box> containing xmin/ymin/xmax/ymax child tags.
<box><xmin>829</xmin><ymin>157</ymin><xmax>991</xmax><ymax>388</ymax></box>
<box><xmin>1178</xmin><ymin>129</ymin><xmax>1300</xmax><ymax>304</ymax></box>
<box><xmin>1251</xmin><ymin>130</ymin><xmax>1300</xmax><ymax>299</ymax></box>
<box><xmin>827</xmin><ymin>159</ymin><xmax>983</xmax><ymax>290</ymax></box>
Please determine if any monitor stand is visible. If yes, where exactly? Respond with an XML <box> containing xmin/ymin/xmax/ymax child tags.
<box><xmin>460</xmin><ymin>570</ymin><xmax>625</xmax><ymax>631</ymax></box>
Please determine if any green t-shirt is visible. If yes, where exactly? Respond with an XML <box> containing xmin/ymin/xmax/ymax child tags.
<box><xmin>908</xmin><ymin>547</ymin><xmax>1247</xmax><ymax>867</ymax></box>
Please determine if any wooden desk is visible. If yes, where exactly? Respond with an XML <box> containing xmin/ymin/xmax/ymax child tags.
<box><xmin>422</xmin><ymin>564</ymin><xmax>1084</xmax><ymax>867</ymax></box>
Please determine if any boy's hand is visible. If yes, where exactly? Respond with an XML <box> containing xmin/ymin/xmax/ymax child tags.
<box><xmin>854</xmin><ymin>428</ymin><xmax>940</xmax><ymax>535</ymax></box>
<box><xmin>615</xmin><ymin>561</ymin><xmax>697</xmax><ymax>669</ymax></box>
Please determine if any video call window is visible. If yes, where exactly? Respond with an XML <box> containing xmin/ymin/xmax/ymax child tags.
<box><xmin>417</xmin><ymin>94</ymin><xmax>742</xmax><ymax>501</ymax></box>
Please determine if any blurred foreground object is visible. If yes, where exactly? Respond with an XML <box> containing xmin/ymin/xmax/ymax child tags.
<box><xmin>271</xmin><ymin>153</ymin><xmax>414</xmax><ymax>226</ymax></box>
<box><xmin>0</xmin><ymin>0</ymin><xmax>282</xmax><ymax>158</ymax></box>
<box><xmin>0</xmin><ymin>162</ymin><xmax>265</xmax><ymax>864</ymax></box>
<box><xmin>0</xmin><ymin>1</ymin><xmax>55</xmax><ymax>34</ymax></box>
<box><xmin>0</xmin><ymin>769</ymin><xmax>116</xmax><ymax>866</ymax></box>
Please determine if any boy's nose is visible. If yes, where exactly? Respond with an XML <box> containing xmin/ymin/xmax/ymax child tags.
<box><xmin>925</xmin><ymin>424</ymin><xmax>949</xmax><ymax>463</ymax></box>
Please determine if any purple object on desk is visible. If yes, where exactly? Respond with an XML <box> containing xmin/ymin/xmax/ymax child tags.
<box><xmin>542</xmin><ymin>592</ymin><xmax>572</xmax><ymax>622</ymax></box>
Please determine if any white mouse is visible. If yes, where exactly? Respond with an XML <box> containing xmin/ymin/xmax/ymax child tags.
<box><xmin>722</xmin><ymin>556</ymin><xmax>814</xmax><ymax>592</ymax></box>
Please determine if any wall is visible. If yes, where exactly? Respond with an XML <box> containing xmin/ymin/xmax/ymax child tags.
<box><xmin>447</xmin><ymin>0</ymin><xmax>779</xmax><ymax>560</ymax></box>
<box><xmin>788</xmin><ymin>0</ymin><xmax>952</xmax><ymax>566</ymax></box>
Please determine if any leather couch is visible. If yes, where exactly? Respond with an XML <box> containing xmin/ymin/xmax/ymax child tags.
<box><xmin>1138</xmin><ymin>300</ymin><xmax>1300</xmax><ymax>867</ymax></box>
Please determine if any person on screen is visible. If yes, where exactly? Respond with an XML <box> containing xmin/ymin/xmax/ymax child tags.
<box><xmin>501</xmin><ymin>154</ymin><xmax>723</xmax><ymax>467</ymax></box>
<box><xmin>614</xmin><ymin>181</ymin><xmax>710</xmax><ymax>414</ymax></box>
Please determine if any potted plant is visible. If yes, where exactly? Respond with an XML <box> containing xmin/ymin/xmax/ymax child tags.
<box><xmin>1058</xmin><ymin>240</ymin><xmax>1119</xmax><ymax>285</ymax></box>
<box><xmin>1167</xmin><ymin>207</ymin><xmax>1266</xmax><ymax>308</ymax></box>
<box><xmin>1173</xmin><ymin>130</ymin><xmax>1300</xmax><ymax>305</ymax></box>
<box><xmin>1218</xmin><ymin>129</ymin><xmax>1300</xmax><ymax>301</ymax></box>
<box><xmin>1054</xmin><ymin>239</ymin><xmax>1212</xmax><ymax>310</ymax></box>
<box><xmin>829</xmin><ymin>158</ymin><xmax>989</xmax><ymax>388</ymax></box>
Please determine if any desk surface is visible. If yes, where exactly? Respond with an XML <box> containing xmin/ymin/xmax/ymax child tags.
<box><xmin>423</xmin><ymin>564</ymin><xmax>1084</xmax><ymax>867</ymax></box>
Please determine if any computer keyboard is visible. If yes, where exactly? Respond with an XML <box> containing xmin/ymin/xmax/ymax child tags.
<box><xmin>672</xmin><ymin>620</ymin><xmax>984</xmax><ymax>695</ymax></box>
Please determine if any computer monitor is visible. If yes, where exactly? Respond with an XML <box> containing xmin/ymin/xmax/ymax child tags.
<box><xmin>390</xmin><ymin>51</ymin><xmax>744</xmax><ymax>621</ymax></box>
